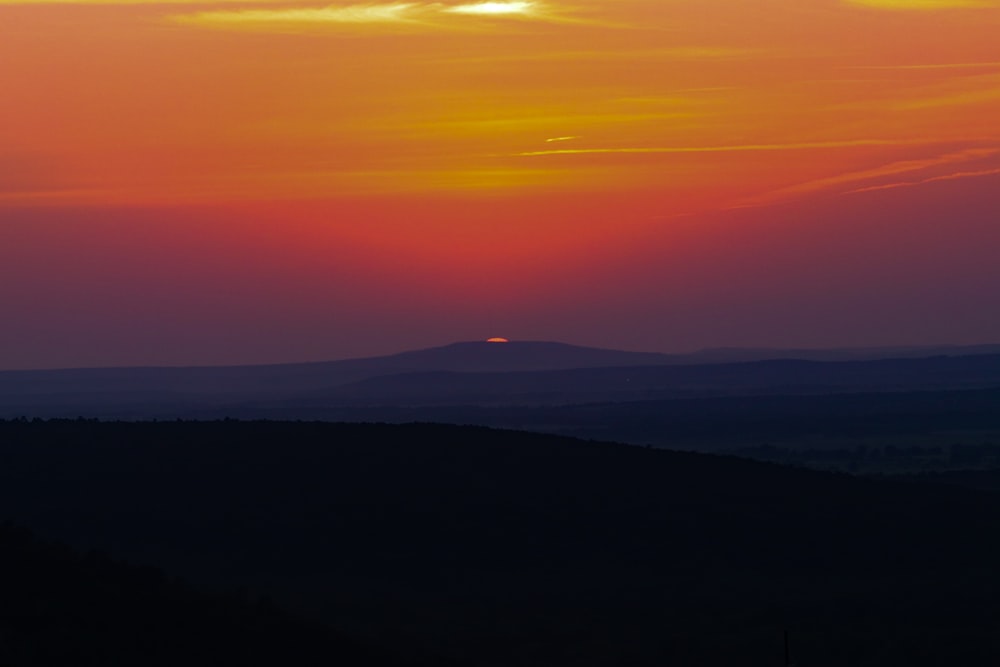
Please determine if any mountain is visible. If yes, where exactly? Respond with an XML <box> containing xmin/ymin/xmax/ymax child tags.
<box><xmin>341</xmin><ymin>340</ymin><xmax>679</xmax><ymax>372</ymax></box>
<box><xmin>680</xmin><ymin>343</ymin><xmax>1000</xmax><ymax>363</ymax></box>
<box><xmin>4</xmin><ymin>340</ymin><xmax>1000</xmax><ymax>418</ymax></box>
<box><xmin>0</xmin><ymin>341</ymin><xmax>674</xmax><ymax>398</ymax></box>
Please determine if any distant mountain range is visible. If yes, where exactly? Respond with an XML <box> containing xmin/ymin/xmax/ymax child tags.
<box><xmin>0</xmin><ymin>341</ymin><xmax>669</xmax><ymax>397</ymax></box>
<box><xmin>671</xmin><ymin>343</ymin><xmax>1000</xmax><ymax>364</ymax></box>
<box><xmin>3</xmin><ymin>340</ymin><xmax>1000</xmax><ymax>418</ymax></box>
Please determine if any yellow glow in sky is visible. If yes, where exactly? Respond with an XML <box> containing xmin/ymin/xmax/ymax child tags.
<box><xmin>845</xmin><ymin>0</ymin><xmax>1000</xmax><ymax>8</ymax></box>
<box><xmin>170</xmin><ymin>1</ymin><xmax>553</xmax><ymax>30</ymax></box>
<box><xmin>3</xmin><ymin>0</ymin><xmax>1000</xmax><ymax>368</ymax></box>
<box><xmin>4</xmin><ymin>0</ymin><xmax>1000</xmax><ymax>209</ymax></box>
<box><xmin>445</xmin><ymin>1</ymin><xmax>536</xmax><ymax>15</ymax></box>
<box><xmin>173</xmin><ymin>3</ymin><xmax>418</xmax><ymax>27</ymax></box>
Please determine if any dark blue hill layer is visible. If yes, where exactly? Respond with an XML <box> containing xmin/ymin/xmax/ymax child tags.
<box><xmin>3</xmin><ymin>342</ymin><xmax>1000</xmax><ymax>417</ymax></box>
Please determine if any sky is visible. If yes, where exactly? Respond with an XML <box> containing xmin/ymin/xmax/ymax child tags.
<box><xmin>2</xmin><ymin>0</ymin><xmax>1000</xmax><ymax>369</ymax></box>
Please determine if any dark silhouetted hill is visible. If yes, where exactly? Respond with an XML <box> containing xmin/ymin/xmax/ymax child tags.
<box><xmin>301</xmin><ymin>353</ymin><xmax>1000</xmax><ymax>406</ymax></box>
<box><xmin>681</xmin><ymin>343</ymin><xmax>1000</xmax><ymax>364</ymax></box>
<box><xmin>3</xmin><ymin>419</ymin><xmax>1000</xmax><ymax>666</ymax></box>
<box><xmin>220</xmin><ymin>385</ymin><xmax>1000</xmax><ymax>454</ymax></box>
<box><xmin>0</xmin><ymin>520</ymin><xmax>445</xmax><ymax>667</ymax></box>
<box><xmin>0</xmin><ymin>341</ymin><xmax>672</xmax><ymax>416</ymax></box>
<box><xmin>0</xmin><ymin>341</ymin><xmax>672</xmax><ymax>396</ymax></box>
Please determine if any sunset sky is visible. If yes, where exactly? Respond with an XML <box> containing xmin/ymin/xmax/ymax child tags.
<box><xmin>2</xmin><ymin>0</ymin><xmax>1000</xmax><ymax>369</ymax></box>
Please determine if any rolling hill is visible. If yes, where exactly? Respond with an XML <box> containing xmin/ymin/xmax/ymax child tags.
<box><xmin>3</xmin><ymin>419</ymin><xmax>1000</xmax><ymax>666</ymax></box>
<box><xmin>3</xmin><ymin>341</ymin><xmax>1000</xmax><ymax>418</ymax></box>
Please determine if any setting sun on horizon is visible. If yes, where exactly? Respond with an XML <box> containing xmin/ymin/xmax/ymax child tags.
<box><xmin>2</xmin><ymin>0</ymin><xmax>999</xmax><ymax>369</ymax></box>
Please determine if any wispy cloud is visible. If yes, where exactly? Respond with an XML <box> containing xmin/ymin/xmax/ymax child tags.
<box><xmin>514</xmin><ymin>138</ymin><xmax>927</xmax><ymax>157</ymax></box>
<box><xmin>741</xmin><ymin>147</ymin><xmax>1000</xmax><ymax>206</ymax></box>
<box><xmin>173</xmin><ymin>3</ymin><xmax>420</xmax><ymax>28</ymax></box>
<box><xmin>853</xmin><ymin>62</ymin><xmax>1000</xmax><ymax>70</ymax></box>
<box><xmin>436</xmin><ymin>47</ymin><xmax>763</xmax><ymax>65</ymax></box>
<box><xmin>849</xmin><ymin>167</ymin><xmax>1000</xmax><ymax>193</ymax></box>
<box><xmin>831</xmin><ymin>71</ymin><xmax>1000</xmax><ymax>113</ymax></box>
<box><xmin>892</xmin><ymin>83</ymin><xmax>1000</xmax><ymax>110</ymax></box>
<box><xmin>845</xmin><ymin>0</ymin><xmax>1000</xmax><ymax>9</ymax></box>
<box><xmin>0</xmin><ymin>0</ymin><xmax>276</xmax><ymax>3</ymax></box>
<box><xmin>170</xmin><ymin>1</ymin><xmax>566</xmax><ymax>31</ymax></box>
<box><xmin>443</xmin><ymin>1</ymin><xmax>535</xmax><ymax>15</ymax></box>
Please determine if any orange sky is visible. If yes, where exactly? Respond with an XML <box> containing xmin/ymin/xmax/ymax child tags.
<box><xmin>2</xmin><ymin>0</ymin><xmax>1000</xmax><ymax>368</ymax></box>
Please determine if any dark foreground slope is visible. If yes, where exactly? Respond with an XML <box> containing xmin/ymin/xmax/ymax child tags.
<box><xmin>0</xmin><ymin>522</ymin><xmax>440</xmax><ymax>667</ymax></box>
<box><xmin>3</xmin><ymin>420</ymin><xmax>1000</xmax><ymax>666</ymax></box>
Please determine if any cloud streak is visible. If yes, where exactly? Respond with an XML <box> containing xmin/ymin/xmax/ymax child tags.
<box><xmin>173</xmin><ymin>3</ymin><xmax>420</xmax><ymax>28</ymax></box>
<box><xmin>434</xmin><ymin>47</ymin><xmax>763</xmax><ymax>65</ymax></box>
<box><xmin>443</xmin><ymin>1</ymin><xmax>535</xmax><ymax>15</ymax></box>
<box><xmin>170</xmin><ymin>1</ymin><xmax>564</xmax><ymax>31</ymax></box>
<box><xmin>741</xmin><ymin>147</ymin><xmax>1000</xmax><ymax>206</ymax></box>
<box><xmin>849</xmin><ymin>167</ymin><xmax>1000</xmax><ymax>193</ymax></box>
<box><xmin>853</xmin><ymin>62</ymin><xmax>1000</xmax><ymax>70</ymax></box>
<box><xmin>514</xmin><ymin>138</ymin><xmax>930</xmax><ymax>157</ymax></box>
<box><xmin>845</xmin><ymin>0</ymin><xmax>1000</xmax><ymax>9</ymax></box>
<box><xmin>0</xmin><ymin>0</ymin><xmax>275</xmax><ymax>3</ymax></box>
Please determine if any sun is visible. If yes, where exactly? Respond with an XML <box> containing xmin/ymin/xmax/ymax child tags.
<box><xmin>486</xmin><ymin>337</ymin><xmax>510</xmax><ymax>343</ymax></box>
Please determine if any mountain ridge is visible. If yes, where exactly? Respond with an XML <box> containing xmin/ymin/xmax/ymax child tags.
<box><xmin>5</xmin><ymin>339</ymin><xmax>1000</xmax><ymax>375</ymax></box>
<box><xmin>4</xmin><ymin>340</ymin><xmax>1000</xmax><ymax>418</ymax></box>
